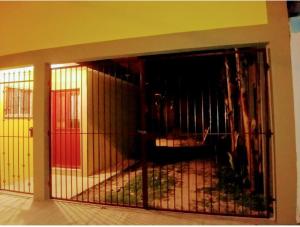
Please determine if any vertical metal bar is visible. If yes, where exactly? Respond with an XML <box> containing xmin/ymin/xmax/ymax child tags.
<box><xmin>64</xmin><ymin>68</ymin><xmax>68</xmax><ymax>199</ymax></box>
<box><xmin>114</xmin><ymin>63</ymin><xmax>119</xmax><ymax>205</ymax></box>
<box><xmin>50</xmin><ymin>69</ymin><xmax>53</xmax><ymax>197</ymax></box>
<box><xmin>12</xmin><ymin>72</ymin><xmax>15</xmax><ymax>191</ymax></box>
<box><xmin>126</xmin><ymin>62</ymin><xmax>131</xmax><ymax>206</ymax></box>
<box><xmin>48</xmin><ymin>68</ymin><xmax>52</xmax><ymax>197</ymax></box>
<box><xmin>75</xmin><ymin>67</ymin><xmax>79</xmax><ymax>201</ymax></box>
<box><xmin>53</xmin><ymin>69</ymin><xmax>57</xmax><ymax>198</ymax></box>
<box><xmin>103</xmin><ymin>64</ymin><xmax>107</xmax><ymax>204</ymax></box>
<box><xmin>152</xmin><ymin>81</ymin><xmax>156</xmax><ymax>208</ymax></box>
<box><xmin>0</xmin><ymin>81</ymin><xmax>1</xmax><ymax>191</ymax></box>
<box><xmin>263</xmin><ymin>49</ymin><xmax>272</xmax><ymax>218</ymax></box>
<box><xmin>224</xmin><ymin>58</ymin><xmax>230</xmax><ymax>214</ymax></box>
<box><xmin>165</xmin><ymin>94</ymin><xmax>169</xmax><ymax>210</ymax></box>
<box><xmin>201</xmin><ymin>91</ymin><xmax>205</xmax><ymax>212</ymax></box>
<box><xmin>216</xmin><ymin>93</ymin><xmax>221</xmax><ymax>214</ymax></box>
<box><xmin>3</xmin><ymin>73</ymin><xmax>6</xmax><ymax>191</ymax></box>
<box><xmin>49</xmin><ymin>69</ymin><xmax>52</xmax><ymax>198</ymax></box>
<box><xmin>194</xmin><ymin>98</ymin><xmax>198</xmax><ymax>212</ymax></box>
<box><xmin>132</xmin><ymin>62</ymin><xmax>138</xmax><ymax>207</ymax></box>
<box><xmin>179</xmin><ymin>76</ymin><xmax>183</xmax><ymax>211</ymax></box>
<box><xmin>17</xmin><ymin>71</ymin><xmax>21</xmax><ymax>191</ymax></box>
<box><xmin>0</xmin><ymin>75</ymin><xmax>2</xmax><ymax>191</ymax></box>
<box><xmin>139</xmin><ymin>60</ymin><xmax>148</xmax><ymax>209</ymax></box>
<box><xmin>28</xmin><ymin>69</ymin><xmax>32</xmax><ymax>193</ymax></box>
<box><xmin>3</xmin><ymin>73</ymin><xmax>7</xmax><ymax>190</ymax></box>
<box><xmin>162</xmin><ymin>87</ymin><xmax>168</xmax><ymax>209</ymax></box>
<box><xmin>120</xmin><ymin>66</ymin><xmax>125</xmax><ymax>206</ymax></box>
<box><xmin>97</xmin><ymin>65</ymin><xmax>101</xmax><ymax>204</ymax></box>
<box><xmin>22</xmin><ymin>73</ymin><xmax>25</xmax><ymax>192</ymax></box>
<box><xmin>255</xmin><ymin>51</ymin><xmax>269</xmax><ymax>216</ymax></box>
<box><xmin>109</xmin><ymin>64</ymin><xmax>113</xmax><ymax>203</ymax></box>
<box><xmin>59</xmin><ymin>67</ymin><xmax>63</xmax><ymax>199</ymax></box>
<box><xmin>86</xmin><ymin>67</ymin><xmax>90</xmax><ymax>203</ymax></box>
<box><xmin>80</xmin><ymin>66</ymin><xmax>84</xmax><ymax>201</ymax></box>
<box><xmin>68</xmin><ymin>68</ymin><xmax>72</xmax><ymax>200</ymax></box>
<box><xmin>187</xmin><ymin>93</ymin><xmax>190</xmax><ymax>211</ymax></box>
<box><xmin>209</xmin><ymin>85</ymin><xmax>213</xmax><ymax>213</ymax></box>
<box><xmin>7</xmin><ymin>72</ymin><xmax>10</xmax><ymax>191</ymax></box>
<box><xmin>92</xmin><ymin>68</ymin><xmax>95</xmax><ymax>203</ymax></box>
<box><xmin>173</xmin><ymin>127</ymin><xmax>176</xmax><ymax>210</ymax></box>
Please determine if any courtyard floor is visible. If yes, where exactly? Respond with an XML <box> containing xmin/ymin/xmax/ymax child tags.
<box><xmin>0</xmin><ymin>192</ymin><xmax>273</xmax><ymax>225</ymax></box>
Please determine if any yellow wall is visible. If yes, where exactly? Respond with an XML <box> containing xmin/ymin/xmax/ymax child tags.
<box><xmin>0</xmin><ymin>67</ymin><xmax>34</xmax><ymax>192</ymax></box>
<box><xmin>0</xmin><ymin>2</ymin><xmax>267</xmax><ymax>56</ymax></box>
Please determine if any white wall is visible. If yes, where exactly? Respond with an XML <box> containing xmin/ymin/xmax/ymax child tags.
<box><xmin>291</xmin><ymin>26</ymin><xmax>300</xmax><ymax>223</ymax></box>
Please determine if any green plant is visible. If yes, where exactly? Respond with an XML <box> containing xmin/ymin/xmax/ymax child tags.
<box><xmin>104</xmin><ymin>169</ymin><xmax>176</xmax><ymax>205</ymax></box>
<box><xmin>214</xmin><ymin>165</ymin><xmax>268</xmax><ymax>212</ymax></box>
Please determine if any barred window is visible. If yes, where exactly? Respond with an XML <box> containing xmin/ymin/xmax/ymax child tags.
<box><xmin>4</xmin><ymin>87</ymin><xmax>32</xmax><ymax>118</ymax></box>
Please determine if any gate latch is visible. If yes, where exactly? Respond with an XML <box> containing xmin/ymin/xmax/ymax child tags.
<box><xmin>29</xmin><ymin>127</ymin><xmax>34</xmax><ymax>138</ymax></box>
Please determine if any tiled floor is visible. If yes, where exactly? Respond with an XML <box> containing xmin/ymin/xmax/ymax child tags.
<box><xmin>0</xmin><ymin>192</ymin><xmax>274</xmax><ymax>225</ymax></box>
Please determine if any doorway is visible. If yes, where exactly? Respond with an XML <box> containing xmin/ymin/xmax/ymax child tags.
<box><xmin>51</xmin><ymin>89</ymin><xmax>80</xmax><ymax>168</ymax></box>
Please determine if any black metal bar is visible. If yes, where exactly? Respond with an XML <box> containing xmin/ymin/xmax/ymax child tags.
<box><xmin>97</xmin><ymin>65</ymin><xmax>101</xmax><ymax>204</ymax></box>
<box><xmin>7</xmin><ymin>73</ymin><xmax>10</xmax><ymax>191</ymax></box>
<box><xmin>50</xmin><ymin>69</ymin><xmax>55</xmax><ymax>198</ymax></box>
<box><xmin>194</xmin><ymin>98</ymin><xmax>198</xmax><ymax>212</ymax></box>
<box><xmin>201</xmin><ymin>91</ymin><xmax>205</xmax><ymax>212</ymax></box>
<box><xmin>125</xmin><ymin>62</ymin><xmax>131</xmax><ymax>206</ymax></box>
<box><xmin>108</xmin><ymin>64</ymin><xmax>113</xmax><ymax>204</ymax></box>
<box><xmin>140</xmin><ymin>60</ymin><xmax>148</xmax><ymax>209</ymax></box>
<box><xmin>217</xmin><ymin>94</ymin><xmax>221</xmax><ymax>214</ymax></box>
<box><xmin>120</xmin><ymin>64</ymin><xmax>125</xmax><ymax>206</ymax></box>
<box><xmin>92</xmin><ymin>67</ymin><xmax>95</xmax><ymax>203</ymax></box>
<box><xmin>263</xmin><ymin>49</ymin><xmax>272</xmax><ymax>218</ymax></box>
<box><xmin>165</xmin><ymin>95</ymin><xmax>169</xmax><ymax>210</ymax></box>
<box><xmin>114</xmin><ymin>62</ymin><xmax>119</xmax><ymax>205</ymax></box>
<box><xmin>80</xmin><ymin>66</ymin><xmax>84</xmax><ymax>202</ymax></box>
<box><xmin>70</xmin><ymin>68</ymin><xmax>73</xmax><ymax>201</ymax></box>
<box><xmin>28</xmin><ymin>70</ymin><xmax>32</xmax><ymax>193</ymax></box>
<box><xmin>103</xmin><ymin>64</ymin><xmax>107</xmax><ymax>204</ymax></box>
<box><xmin>187</xmin><ymin>93</ymin><xmax>190</xmax><ymax>211</ymax></box>
<box><xmin>75</xmin><ymin>67</ymin><xmax>79</xmax><ymax>201</ymax></box>
<box><xmin>12</xmin><ymin>72</ymin><xmax>15</xmax><ymax>191</ymax></box>
<box><xmin>64</xmin><ymin>68</ymin><xmax>68</xmax><ymax>200</ymax></box>
<box><xmin>209</xmin><ymin>85</ymin><xmax>213</xmax><ymax>213</ymax></box>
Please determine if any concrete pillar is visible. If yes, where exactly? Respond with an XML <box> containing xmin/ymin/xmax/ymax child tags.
<box><xmin>290</xmin><ymin>17</ymin><xmax>300</xmax><ymax>223</ymax></box>
<box><xmin>267</xmin><ymin>2</ymin><xmax>297</xmax><ymax>224</ymax></box>
<box><xmin>33</xmin><ymin>63</ymin><xmax>51</xmax><ymax>200</ymax></box>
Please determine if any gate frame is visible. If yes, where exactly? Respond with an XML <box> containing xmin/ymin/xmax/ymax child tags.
<box><xmin>0</xmin><ymin>2</ymin><xmax>295</xmax><ymax>223</ymax></box>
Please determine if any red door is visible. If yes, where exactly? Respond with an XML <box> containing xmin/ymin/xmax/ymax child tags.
<box><xmin>51</xmin><ymin>89</ymin><xmax>80</xmax><ymax>168</ymax></box>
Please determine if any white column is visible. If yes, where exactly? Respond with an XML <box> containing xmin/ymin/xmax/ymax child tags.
<box><xmin>291</xmin><ymin>29</ymin><xmax>300</xmax><ymax>223</ymax></box>
<box><xmin>33</xmin><ymin>63</ymin><xmax>51</xmax><ymax>200</ymax></box>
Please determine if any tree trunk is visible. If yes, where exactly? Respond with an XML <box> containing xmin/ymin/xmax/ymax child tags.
<box><xmin>224</xmin><ymin>57</ymin><xmax>236</xmax><ymax>161</ymax></box>
<box><xmin>234</xmin><ymin>49</ymin><xmax>255</xmax><ymax>191</ymax></box>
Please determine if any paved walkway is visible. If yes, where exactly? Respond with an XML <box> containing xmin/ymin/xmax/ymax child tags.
<box><xmin>0</xmin><ymin>192</ymin><xmax>274</xmax><ymax>225</ymax></box>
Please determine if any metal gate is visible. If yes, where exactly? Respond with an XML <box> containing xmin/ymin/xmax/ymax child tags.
<box><xmin>50</xmin><ymin>48</ymin><xmax>273</xmax><ymax>218</ymax></box>
<box><xmin>50</xmin><ymin>60</ymin><xmax>144</xmax><ymax>207</ymax></box>
<box><xmin>0</xmin><ymin>66</ymin><xmax>34</xmax><ymax>194</ymax></box>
